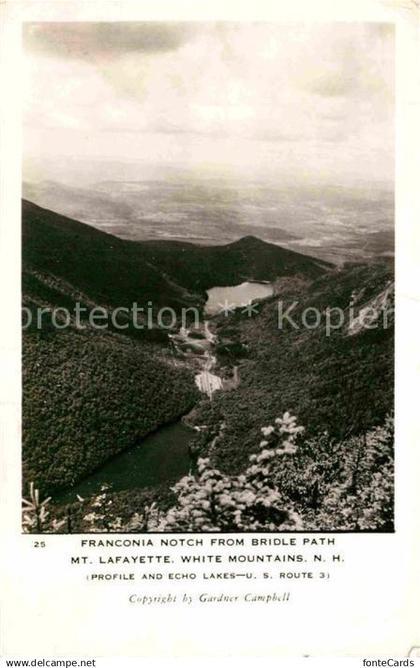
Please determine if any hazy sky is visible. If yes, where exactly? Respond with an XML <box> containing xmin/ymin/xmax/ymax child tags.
<box><xmin>23</xmin><ymin>22</ymin><xmax>394</xmax><ymax>186</ymax></box>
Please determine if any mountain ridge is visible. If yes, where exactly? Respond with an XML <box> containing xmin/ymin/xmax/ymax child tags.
<box><xmin>22</xmin><ymin>199</ymin><xmax>333</xmax><ymax>310</ymax></box>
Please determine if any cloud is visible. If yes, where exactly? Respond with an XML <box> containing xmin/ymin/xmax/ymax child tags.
<box><xmin>23</xmin><ymin>22</ymin><xmax>195</xmax><ymax>59</ymax></box>
<box><xmin>23</xmin><ymin>22</ymin><xmax>394</xmax><ymax>186</ymax></box>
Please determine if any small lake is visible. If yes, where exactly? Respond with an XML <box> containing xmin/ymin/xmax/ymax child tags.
<box><xmin>55</xmin><ymin>421</ymin><xmax>194</xmax><ymax>504</ymax></box>
<box><xmin>205</xmin><ymin>281</ymin><xmax>274</xmax><ymax>316</ymax></box>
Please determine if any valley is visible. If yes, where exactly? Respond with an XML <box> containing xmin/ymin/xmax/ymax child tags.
<box><xmin>44</xmin><ymin>279</ymin><xmax>276</xmax><ymax>502</ymax></box>
<box><xmin>21</xmin><ymin>199</ymin><xmax>394</xmax><ymax>532</ymax></box>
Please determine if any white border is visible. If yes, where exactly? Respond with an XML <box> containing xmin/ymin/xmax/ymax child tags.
<box><xmin>1</xmin><ymin>0</ymin><xmax>419</xmax><ymax>658</ymax></box>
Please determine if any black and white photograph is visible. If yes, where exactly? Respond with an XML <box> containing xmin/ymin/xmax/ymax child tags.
<box><xmin>21</xmin><ymin>20</ymin><xmax>395</xmax><ymax>534</ymax></box>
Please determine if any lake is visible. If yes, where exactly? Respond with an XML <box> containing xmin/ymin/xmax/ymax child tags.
<box><xmin>205</xmin><ymin>281</ymin><xmax>274</xmax><ymax>316</ymax></box>
<box><xmin>55</xmin><ymin>421</ymin><xmax>194</xmax><ymax>504</ymax></box>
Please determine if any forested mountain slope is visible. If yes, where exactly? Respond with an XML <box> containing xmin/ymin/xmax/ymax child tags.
<box><xmin>133</xmin><ymin>235</ymin><xmax>332</xmax><ymax>292</ymax></box>
<box><xmin>23</xmin><ymin>325</ymin><xmax>198</xmax><ymax>494</ymax></box>
<box><xmin>191</xmin><ymin>262</ymin><xmax>394</xmax><ymax>474</ymax></box>
<box><xmin>22</xmin><ymin>200</ymin><xmax>200</xmax><ymax>313</ymax></box>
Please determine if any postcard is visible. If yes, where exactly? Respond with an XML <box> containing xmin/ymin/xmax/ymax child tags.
<box><xmin>1</xmin><ymin>0</ymin><xmax>419</xmax><ymax>660</ymax></box>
